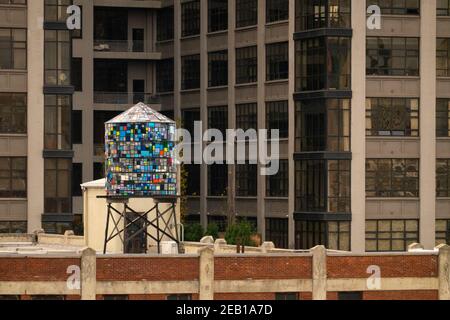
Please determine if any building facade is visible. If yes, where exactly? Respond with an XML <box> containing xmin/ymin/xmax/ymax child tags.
<box><xmin>0</xmin><ymin>0</ymin><xmax>450</xmax><ymax>253</ymax></box>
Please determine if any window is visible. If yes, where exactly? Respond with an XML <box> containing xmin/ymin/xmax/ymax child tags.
<box><xmin>236</xmin><ymin>163</ymin><xmax>257</xmax><ymax>197</ymax></box>
<box><xmin>267</xmin><ymin>101</ymin><xmax>289</xmax><ymax>139</ymax></box>
<box><xmin>366</xmin><ymin>98</ymin><xmax>419</xmax><ymax>137</ymax></box>
<box><xmin>42</xmin><ymin>221</ymin><xmax>72</xmax><ymax>235</ymax></box>
<box><xmin>157</xmin><ymin>6</ymin><xmax>174</xmax><ymax>41</ymax></box>
<box><xmin>338</xmin><ymin>292</ymin><xmax>362</xmax><ymax>300</ymax></box>
<box><xmin>0</xmin><ymin>157</ymin><xmax>26</xmax><ymax>198</ymax></box>
<box><xmin>208</xmin><ymin>164</ymin><xmax>228</xmax><ymax>196</ymax></box>
<box><xmin>94</xmin><ymin>7</ymin><xmax>127</xmax><ymax>41</ymax></box>
<box><xmin>295</xmin><ymin>160</ymin><xmax>350</xmax><ymax>213</ymax></box>
<box><xmin>0</xmin><ymin>0</ymin><xmax>26</xmax><ymax>4</ymax></box>
<box><xmin>236</xmin><ymin>103</ymin><xmax>257</xmax><ymax>132</ymax></box>
<box><xmin>276</xmin><ymin>293</ymin><xmax>299</xmax><ymax>300</ymax></box>
<box><xmin>103</xmin><ymin>295</ymin><xmax>129</xmax><ymax>300</ymax></box>
<box><xmin>437</xmin><ymin>38</ymin><xmax>450</xmax><ymax>77</ymax></box>
<box><xmin>266</xmin><ymin>42</ymin><xmax>288</xmax><ymax>81</ymax></box>
<box><xmin>366</xmin><ymin>159</ymin><xmax>419</xmax><ymax>197</ymax></box>
<box><xmin>236</xmin><ymin>0</ymin><xmax>257</xmax><ymax>28</ymax></box>
<box><xmin>436</xmin><ymin>220</ymin><xmax>450</xmax><ymax>246</ymax></box>
<box><xmin>184</xmin><ymin>164</ymin><xmax>200</xmax><ymax>196</ymax></box>
<box><xmin>208</xmin><ymin>0</ymin><xmax>228</xmax><ymax>32</ymax></box>
<box><xmin>295</xmin><ymin>220</ymin><xmax>350</xmax><ymax>251</ymax></box>
<box><xmin>438</xmin><ymin>0</ymin><xmax>450</xmax><ymax>16</ymax></box>
<box><xmin>0</xmin><ymin>295</ymin><xmax>20</xmax><ymax>300</ymax></box>
<box><xmin>72</xmin><ymin>163</ymin><xmax>82</xmax><ymax>197</ymax></box>
<box><xmin>93</xmin><ymin>111</ymin><xmax>121</xmax><ymax>156</ymax></box>
<box><xmin>44</xmin><ymin>0</ymin><xmax>71</xmax><ymax>22</ymax></box>
<box><xmin>437</xmin><ymin>159</ymin><xmax>450</xmax><ymax>197</ymax></box>
<box><xmin>31</xmin><ymin>295</ymin><xmax>65</xmax><ymax>300</ymax></box>
<box><xmin>236</xmin><ymin>46</ymin><xmax>257</xmax><ymax>84</ymax></box>
<box><xmin>44</xmin><ymin>95</ymin><xmax>71</xmax><ymax>150</ymax></box>
<box><xmin>72</xmin><ymin>110</ymin><xmax>82</xmax><ymax>144</ymax></box>
<box><xmin>295</xmin><ymin>0</ymin><xmax>351</xmax><ymax>31</ymax></box>
<box><xmin>71</xmin><ymin>5</ymin><xmax>82</xmax><ymax>39</ymax></box>
<box><xmin>94</xmin><ymin>60</ymin><xmax>127</xmax><ymax>94</ymax></box>
<box><xmin>266</xmin><ymin>218</ymin><xmax>288</xmax><ymax>249</ymax></box>
<box><xmin>366</xmin><ymin>220</ymin><xmax>419</xmax><ymax>252</ymax></box>
<box><xmin>0</xmin><ymin>221</ymin><xmax>26</xmax><ymax>234</ymax></box>
<box><xmin>267</xmin><ymin>160</ymin><xmax>288</xmax><ymax>197</ymax></box>
<box><xmin>296</xmin><ymin>37</ymin><xmax>351</xmax><ymax>91</ymax></box>
<box><xmin>182</xmin><ymin>1</ymin><xmax>200</xmax><ymax>37</ymax></box>
<box><xmin>71</xmin><ymin>58</ymin><xmax>82</xmax><ymax>91</ymax></box>
<box><xmin>157</xmin><ymin>59</ymin><xmax>174</xmax><ymax>93</ymax></box>
<box><xmin>44</xmin><ymin>158</ymin><xmax>72</xmax><ymax>214</ymax></box>
<box><xmin>208</xmin><ymin>106</ymin><xmax>228</xmax><ymax>137</ymax></box>
<box><xmin>370</xmin><ymin>0</ymin><xmax>419</xmax><ymax>15</ymax></box>
<box><xmin>93</xmin><ymin>162</ymin><xmax>104</xmax><ymax>180</ymax></box>
<box><xmin>437</xmin><ymin>99</ymin><xmax>450</xmax><ymax>137</ymax></box>
<box><xmin>295</xmin><ymin>99</ymin><xmax>350</xmax><ymax>152</ymax></box>
<box><xmin>208</xmin><ymin>50</ymin><xmax>228</xmax><ymax>87</ymax></box>
<box><xmin>0</xmin><ymin>93</ymin><xmax>26</xmax><ymax>134</ymax></box>
<box><xmin>182</xmin><ymin>108</ymin><xmax>201</xmax><ymax>136</ymax></box>
<box><xmin>0</xmin><ymin>28</ymin><xmax>26</xmax><ymax>70</ymax></box>
<box><xmin>45</xmin><ymin>30</ymin><xmax>71</xmax><ymax>86</ymax></box>
<box><xmin>208</xmin><ymin>215</ymin><xmax>228</xmax><ymax>232</ymax></box>
<box><xmin>266</xmin><ymin>0</ymin><xmax>289</xmax><ymax>23</ymax></box>
<box><xmin>366</xmin><ymin>37</ymin><xmax>419</xmax><ymax>76</ymax></box>
<box><xmin>182</xmin><ymin>54</ymin><xmax>200</xmax><ymax>90</ymax></box>
<box><xmin>167</xmin><ymin>294</ymin><xmax>192</xmax><ymax>300</ymax></box>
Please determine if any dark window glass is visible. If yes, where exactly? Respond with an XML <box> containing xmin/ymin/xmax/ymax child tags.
<box><xmin>267</xmin><ymin>160</ymin><xmax>288</xmax><ymax>197</ymax></box>
<box><xmin>94</xmin><ymin>7</ymin><xmax>127</xmax><ymax>41</ymax></box>
<box><xmin>437</xmin><ymin>99</ymin><xmax>450</xmax><ymax>137</ymax></box>
<box><xmin>266</xmin><ymin>218</ymin><xmax>288</xmax><ymax>249</ymax></box>
<box><xmin>266</xmin><ymin>0</ymin><xmax>289</xmax><ymax>23</ymax></box>
<box><xmin>208</xmin><ymin>164</ymin><xmax>228</xmax><ymax>196</ymax></box>
<box><xmin>184</xmin><ymin>164</ymin><xmax>200</xmax><ymax>196</ymax></box>
<box><xmin>438</xmin><ymin>0</ymin><xmax>450</xmax><ymax>16</ymax></box>
<box><xmin>44</xmin><ymin>95</ymin><xmax>71</xmax><ymax>150</ymax></box>
<box><xmin>208</xmin><ymin>215</ymin><xmax>228</xmax><ymax>232</ymax></box>
<box><xmin>366</xmin><ymin>159</ymin><xmax>419</xmax><ymax>197</ymax></box>
<box><xmin>366</xmin><ymin>37</ymin><xmax>420</xmax><ymax>76</ymax></box>
<box><xmin>208</xmin><ymin>106</ymin><xmax>228</xmax><ymax>137</ymax></box>
<box><xmin>72</xmin><ymin>110</ymin><xmax>82</xmax><ymax>144</ymax></box>
<box><xmin>0</xmin><ymin>221</ymin><xmax>26</xmax><ymax>234</ymax></box>
<box><xmin>295</xmin><ymin>0</ymin><xmax>351</xmax><ymax>31</ymax></box>
<box><xmin>236</xmin><ymin>46</ymin><xmax>257</xmax><ymax>84</ymax></box>
<box><xmin>157</xmin><ymin>58</ymin><xmax>174</xmax><ymax>93</ymax></box>
<box><xmin>437</xmin><ymin>38</ymin><xmax>450</xmax><ymax>77</ymax></box>
<box><xmin>72</xmin><ymin>163</ymin><xmax>82</xmax><ymax>197</ymax></box>
<box><xmin>0</xmin><ymin>1</ymin><xmax>26</xmax><ymax>5</ymax></box>
<box><xmin>0</xmin><ymin>295</ymin><xmax>20</xmax><ymax>300</ymax></box>
<box><xmin>71</xmin><ymin>58</ymin><xmax>82</xmax><ymax>91</ymax></box>
<box><xmin>295</xmin><ymin>160</ymin><xmax>350</xmax><ymax>213</ymax></box>
<box><xmin>0</xmin><ymin>28</ymin><xmax>26</xmax><ymax>70</ymax></box>
<box><xmin>93</xmin><ymin>111</ymin><xmax>121</xmax><ymax>156</ymax></box>
<box><xmin>338</xmin><ymin>292</ymin><xmax>363</xmax><ymax>300</ymax></box>
<box><xmin>31</xmin><ymin>295</ymin><xmax>65</xmax><ymax>300</ymax></box>
<box><xmin>0</xmin><ymin>93</ymin><xmax>26</xmax><ymax>134</ymax></box>
<box><xmin>208</xmin><ymin>50</ymin><xmax>228</xmax><ymax>87</ymax></box>
<box><xmin>236</xmin><ymin>163</ymin><xmax>257</xmax><ymax>197</ymax></box>
<box><xmin>295</xmin><ymin>220</ymin><xmax>350</xmax><ymax>250</ymax></box>
<box><xmin>182</xmin><ymin>108</ymin><xmax>201</xmax><ymax>136</ymax></box>
<box><xmin>182</xmin><ymin>1</ymin><xmax>201</xmax><ymax>37</ymax></box>
<box><xmin>276</xmin><ymin>293</ymin><xmax>299</xmax><ymax>300</ymax></box>
<box><xmin>0</xmin><ymin>157</ymin><xmax>26</xmax><ymax>198</ymax></box>
<box><xmin>208</xmin><ymin>0</ymin><xmax>228</xmax><ymax>32</ymax></box>
<box><xmin>182</xmin><ymin>54</ymin><xmax>200</xmax><ymax>90</ymax></box>
<box><xmin>44</xmin><ymin>158</ymin><xmax>72</xmax><ymax>214</ymax></box>
<box><xmin>295</xmin><ymin>37</ymin><xmax>351</xmax><ymax>91</ymax></box>
<box><xmin>103</xmin><ymin>295</ymin><xmax>129</xmax><ymax>300</ymax></box>
<box><xmin>266</xmin><ymin>42</ymin><xmax>288</xmax><ymax>81</ymax></box>
<box><xmin>236</xmin><ymin>0</ymin><xmax>257</xmax><ymax>28</ymax></box>
<box><xmin>93</xmin><ymin>162</ymin><xmax>104</xmax><ymax>180</ymax></box>
<box><xmin>157</xmin><ymin>6</ymin><xmax>174</xmax><ymax>41</ymax></box>
<box><xmin>94</xmin><ymin>60</ymin><xmax>127</xmax><ymax>95</ymax></box>
<box><xmin>366</xmin><ymin>219</ymin><xmax>419</xmax><ymax>252</ymax></box>
<box><xmin>44</xmin><ymin>0</ymin><xmax>71</xmax><ymax>22</ymax></box>
<box><xmin>44</xmin><ymin>30</ymin><xmax>71</xmax><ymax>86</ymax></box>
<box><xmin>295</xmin><ymin>99</ymin><xmax>350</xmax><ymax>152</ymax></box>
<box><xmin>167</xmin><ymin>294</ymin><xmax>192</xmax><ymax>300</ymax></box>
<box><xmin>437</xmin><ymin>159</ymin><xmax>450</xmax><ymax>198</ymax></box>
<box><xmin>371</xmin><ymin>0</ymin><xmax>420</xmax><ymax>15</ymax></box>
<box><xmin>267</xmin><ymin>100</ymin><xmax>288</xmax><ymax>139</ymax></box>
<box><xmin>436</xmin><ymin>219</ymin><xmax>450</xmax><ymax>246</ymax></box>
<box><xmin>236</xmin><ymin>103</ymin><xmax>257</xmax><ymax>132</ymax></box>
<box><xmin>366</xmin><ymin>98</ymin><xmax>419</xmax><ymax>137</ymax></box>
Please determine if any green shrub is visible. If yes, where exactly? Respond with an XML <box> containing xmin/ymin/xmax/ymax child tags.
<box><xmin>204</xmin><ymin>223</ymin><xmax>219</xmax><ymax>239</ymax></box>
<box><xmin>184</xmin><ymin>223</ymin><xmax>204</xmax><ymax>242</ymax></box>
<box><xmin>225</xmin><ymin>220</ymin><xmax>255</xmax><ymax>246</ymax></box>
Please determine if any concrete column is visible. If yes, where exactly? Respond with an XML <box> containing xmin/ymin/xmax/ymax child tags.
<box><xmin>311</xmin><ymin>245</ymin><xmax>327</xmax><ymax>300</ymax></box>
<box><xmin>80</xmin><ymin>248</ymin><xmax>97</xmax><ymax>300</ymax></box>
<box><xmin>350</xmin><ymin>0</ymin><xmax>367</xmax><ymax>253</ymax></box>
<box><xmin>199</xmin><ymin>247</ymin><xmax>214</xmax><ymax>300</ymax></box>
<box><xmin>438</xmin><ymin>245</ymin><xmax>450</xmax><ymax>300</ymax></box>
<box><xmin>256</xmin><ymin>0</ymin><xmax>267</xmax><ymax>240</ymax></box>
<box><xmin>287</xmin><ymin>0</ymin><xmax>296</xmax><ymax>249</ymax></box>
<box><xmin>27</xmin><ymin>0</ymin><xmax>45</xmax><ymax>232</ymax></box>
<box><xmin>419</xmin><ymin>0</ymin><xmax>437</xmax><ymax>250</ymax></box>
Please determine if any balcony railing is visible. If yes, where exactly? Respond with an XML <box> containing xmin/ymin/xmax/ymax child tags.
<box><xmin>94</xmin><ymin>40</ymin><xmax>147</xmax><ymax>53</ymax></box>
<box><xmin>94</xmin><ymin>92</ymin><xmax>160</xmax><ymax>105</ymax></box>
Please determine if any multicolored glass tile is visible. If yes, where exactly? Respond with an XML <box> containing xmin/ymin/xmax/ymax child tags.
<box><xmin>104</xmin><ymin>103</ymin><xmax>177</xmax><ymax>197</ymax></box>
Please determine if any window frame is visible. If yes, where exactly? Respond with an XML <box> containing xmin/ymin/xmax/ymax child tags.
<box><xmin>366</xmin><ymin>219</ymin><xmax>419</xmax><ymax>252</ymax></box>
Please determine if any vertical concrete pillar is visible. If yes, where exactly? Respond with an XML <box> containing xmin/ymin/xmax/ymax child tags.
<box><xmin>419</xmin><ymin>0</ymin><xmax>437</xmax><ymax>250</ymax></box>
<box><xmin>199</xmin><ymin>247</ymin><xmax>214</xmax><ymax>300</ymax></box>
<box><xmin>80</xmin><ymin>248</ymin><xmax>97</xmax><ymax>300</ymax></box>
<box><xmin>438</xmin><ymin>244</ymin><xmax>450</xmax><ymax>300</ymax></box>
<box><xmin>311</xmin><ymin>245</ymin><xmax>327</xmax><ymax>300</ymax></box>
<box><xmin>350</xmin><ymin>0</ymin><xmax>367</xmax><ymax>253</ymax></box>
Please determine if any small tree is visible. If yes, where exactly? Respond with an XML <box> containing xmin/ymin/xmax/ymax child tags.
<box><xmin>184</xmin><ymin>223</ymin><xmax>204</xmax><ymax>242</ymax></box>
<box><xmin>225</xmin><ymin>220</ymin><xmax>255</xmax><ymax>247</ymax></box>
<box><xmin>204</xmin><ymin>223</ymin><xmax>219</xmax><ymax>239</ymax></box>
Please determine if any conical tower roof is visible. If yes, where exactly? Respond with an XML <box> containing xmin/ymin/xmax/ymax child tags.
<box><xmin>105</xmin><ymin>102</ymin><xmax>175</xmax><ymax>124</ymax></box>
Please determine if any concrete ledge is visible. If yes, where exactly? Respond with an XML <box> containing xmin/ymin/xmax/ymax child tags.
<box><xmin>0</xmin><ymin>281</ymin><xmax>80</xmax><ymax>295</ymax></box>
<box><xmin>96</xmin><ymin>281</ymin><xmax>199</xmax><ymax>295</ymax></box>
